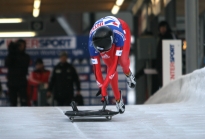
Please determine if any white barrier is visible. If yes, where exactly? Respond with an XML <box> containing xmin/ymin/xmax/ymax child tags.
<box><xmin>162</xmin><ymin>40</ymin><xmax>182</xmax><ymax>86</ymax></box>
<box><xmin>145</xmin><ymin>67</ymin><xmax>205</xmax><ymax>104</ymax></box>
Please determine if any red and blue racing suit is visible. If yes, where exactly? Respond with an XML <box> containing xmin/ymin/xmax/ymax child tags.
<box><xmin>88</xmin><ymin>16</ymin><xmax>131</xmax><ymax>100</ymax></box>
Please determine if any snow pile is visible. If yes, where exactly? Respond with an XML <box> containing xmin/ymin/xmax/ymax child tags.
<box><xmin>145</xmin><ymin>67</ymin><xmax>205</xmax><ymax>104</ymax></box>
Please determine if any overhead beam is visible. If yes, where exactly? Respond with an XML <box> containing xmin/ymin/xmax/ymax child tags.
<box><xmin>0</xmin><ymin>0</ymin><xmax>131</xmax><ymax>16</ymax></box>
<box><xmin>57</xmin><ymin>16</ymin><xmax>75</xmax><ymax>36</ymax></box>
<box><xmin>0</xmin><ymin>7</ymin><xmax>129</xmax><ymax>15</ymax></box>
<box><xmin>0</xmin><ymin>6</ymin><xmax>33</xmax><ymax>14</ymax></box>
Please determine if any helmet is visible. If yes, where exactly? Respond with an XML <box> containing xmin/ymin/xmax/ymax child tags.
<box><xmin>92</xmin><ymin>26</ymin><xmax>113</xmax><ymax>52</ymax></box>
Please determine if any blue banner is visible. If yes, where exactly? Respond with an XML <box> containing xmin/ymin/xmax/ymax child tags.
<box><xmin>0</xmin><ymin>36</ymin><xmax>127</xmax><ymax>106</ymax></box>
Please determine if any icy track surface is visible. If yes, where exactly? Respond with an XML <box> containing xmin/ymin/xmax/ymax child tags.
<box><xmin>0</xmin><ymin>105</ymin><xmax>205</xmax><ymax>139</ymax></box>
<box><xmin>1</xmin><ymin>68</ymin><xmax>205</xmax><ymax>139</ymax></box>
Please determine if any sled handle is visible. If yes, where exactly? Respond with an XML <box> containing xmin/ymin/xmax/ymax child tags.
<box><xmin>70</xmin><ymin>101</ymin><xmax>78</xmax><ymax>111</ymax></box>
<box><xmin>102</xmin><ymin>101</ymin><xmax>106</xmax><ymax>111</ymax></box>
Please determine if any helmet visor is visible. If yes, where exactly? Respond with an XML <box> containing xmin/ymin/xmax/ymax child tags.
<box><xmin>93</xmin><ymin>36</ymin><xmax>113</xmax><ymax>52</ymax></box>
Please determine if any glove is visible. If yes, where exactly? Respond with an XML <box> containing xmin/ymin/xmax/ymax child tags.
<box><xmin>96</xmin><ymin>88</ymin><xmax>101</xmax><ymax>96</ymax></box>
<box><xmin>95</xmin><ymin>86</ymin><xmax>107</xmax><ymax>97</ymax></box>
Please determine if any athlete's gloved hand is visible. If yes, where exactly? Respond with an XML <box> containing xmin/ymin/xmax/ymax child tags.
<box><xmin>96</xmin><ymin>86</ymin><xmax>107</xmax><ymax>97</ymax></box>
<box><xmin>96</xmin><ymin>88</ymin><xmax>101</xmax><ymax>96</ymax></box>
<box><xmin>126</xmin><ymin>72</ymin><xmax>136</xmax><ymax>88</ymax></box>
<box><xmin>96</xmin><ymin>87</ymin><xmax>109</xmax><ymax>105</ymax></box>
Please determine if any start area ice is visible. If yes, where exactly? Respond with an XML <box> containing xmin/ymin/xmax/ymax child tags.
<box><xmin>2</xmin><ymin>68</ymin><xmax>205</xmax><ymax>139</ymax></box>
<box><xmin>0</xmin><ymin>104</ymin><xmax>205</xmax><ymax>139</ymax></box>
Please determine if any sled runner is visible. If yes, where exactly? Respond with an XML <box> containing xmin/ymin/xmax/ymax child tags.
<box><xmin>64</xmin><ymin>101</ymin><xmax>119</xmax><ymax>122</ymax></box>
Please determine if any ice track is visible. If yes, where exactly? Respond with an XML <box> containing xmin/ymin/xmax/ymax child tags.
<box><xmin>1</xmin><ymin>68</ymin><xmax>205</xmax><ymax>139</ymax></box>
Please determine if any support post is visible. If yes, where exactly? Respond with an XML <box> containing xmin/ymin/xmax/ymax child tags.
<box><xmin>185</xmin><ymin>0</ymin><xmax>199</xmax><ymax>73</ymax></box>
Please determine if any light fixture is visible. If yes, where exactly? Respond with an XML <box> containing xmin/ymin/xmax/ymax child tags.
<box><xmin>0</xmin><ymin>32</ymin><xmax>36</xmax><ymax>37</ymax></box>
<box><xmin>111</xmin><ymin>5</ymin><xmax>120</xmax><ymax>15</ymax></box>
<box><xmin>33</xmin><ymin>8</ymin><xmax>40</xmax><ymax>17</ymax></box>
<box><xmin>111</xmin><ymin>0</ymin><xmax>124</xmax><ymax>15</ymax></box>
<box><xmin>148</xmin><ymin>6</ymin><xmax>152</xmax><ymax>15</ymax></box>
<box><xmin>0</xmin><ymin>18</ymin><xmax>23</xmax><ymax>23</ymax></box>
<box><xmin>33</xmin><ymin>0</ymin><xmax>41</xmax><ymax>17</ymax></box>
<box><xmin>116</xmin><ymin>0</ymin><xmax>124</xmax><ymax>6</ymax></box>
<box><xmin>151</xmin><ymin>0</ymin><xmax>160</xmax><ymax>5</ymax></box>
<box><xmin>183</xmin><ymin>40</ymin><xmax>187</xmax><ymax>50</ymax></box>
<box><xmin>34</xmin><ymin>0</ymin><xmax>41</xmax><ymax>9</ymax></box>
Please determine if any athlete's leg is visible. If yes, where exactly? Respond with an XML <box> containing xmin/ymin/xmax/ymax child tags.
<box><xmin>110</xmin><ymin>70</ymin><xmax>125</xmax><ymax>113</ymax></box>
<box><xmin>110</xmin><ymin>71</ymin><xmax>121</xmax><ymax>100</ymax></box>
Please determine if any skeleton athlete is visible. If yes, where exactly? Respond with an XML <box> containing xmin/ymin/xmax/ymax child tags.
<box><xmin>88</xmin><ymin>16</ymin><xmax>136</xmax><ymax>113</ymax></box>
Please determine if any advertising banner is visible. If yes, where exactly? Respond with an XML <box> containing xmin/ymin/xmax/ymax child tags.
<box><xmin>162</xmin><ymin>40</ymin><xmax>182</xmax><ymax>86</ymax></box>
<box><xmin>0</xmin><ymin>36</ymin><xmax>127</xmax><ymax>106</ymax></box>
<box><xmin>0</xmin><ymin>36</ymin><xmax>90</xmax><ymax>60</ymax></box>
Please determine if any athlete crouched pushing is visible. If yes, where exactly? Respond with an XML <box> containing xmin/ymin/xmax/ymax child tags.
<box><xmin>88</xmin><ymin>16</ymin><xmax>136</xmax><ymax>113</ymax></box>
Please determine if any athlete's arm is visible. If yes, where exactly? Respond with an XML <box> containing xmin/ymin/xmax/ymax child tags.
<box><xmin>88</xmin><ymin>37</ymin><xmax>104</xmax><ymax>87</ymax></box>
<box><xmin>91</xmin><ymin>55</ymin><xmax>104</xmax><ymax>87</ymax></box>
<box><xmin>101</xmin><ymin>47</ymin><xmax>122</xmax><ymax>94</ymax></box>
